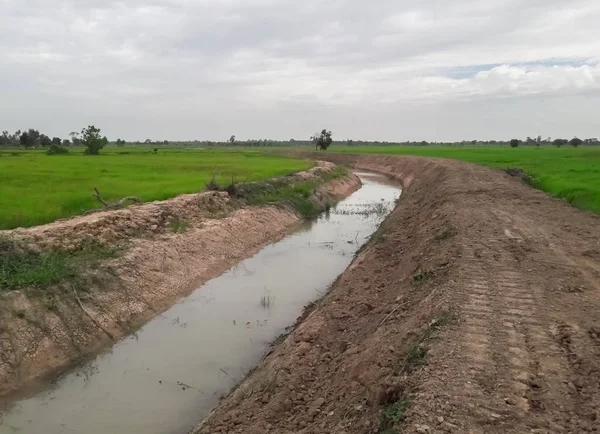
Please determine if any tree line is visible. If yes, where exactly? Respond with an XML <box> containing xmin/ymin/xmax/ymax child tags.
<box><xmin>0</xmin><ymin>126</ymin><xmax>109</xmax><ymax>155</ymax></box>
<box><xmin>1</xmin><ymin>126</ymin><xmax>598</xmax><ymax>153</ymax></box>
<box><xmin>509</xmin><ymin>136</ymin><xmax>596</xmax><ymax>148</ymax></box>
<box><xmin>0</xmin><ymin>129</ymin><xmax>70</xmax><ymax>149</ymax></box>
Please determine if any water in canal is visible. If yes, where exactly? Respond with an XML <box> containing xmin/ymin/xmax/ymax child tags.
<box><xmin>0</xmin><ymin>172</ymin><xmax>401</xmax><ymax>434</ymax></box>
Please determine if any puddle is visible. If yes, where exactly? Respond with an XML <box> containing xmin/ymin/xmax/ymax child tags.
<box><xmin>0</xmin><ymin>172</ymin><xmax>401</xmax><ymax>434</ymax></box>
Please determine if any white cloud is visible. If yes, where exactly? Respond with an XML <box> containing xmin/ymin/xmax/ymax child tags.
<box><xmin>0</xmin><ymin>0</ymin><xmax>599</xmax><ymax>141</ymax></box>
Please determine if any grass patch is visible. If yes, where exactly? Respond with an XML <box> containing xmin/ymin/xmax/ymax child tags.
<box><xmin>403</xmin><ymin>344</ymin><xmax>428</xmax><ymax>370</ymax></box>
<box><xmin>377</xmin><ymin>316</ymin><xmax>453</xmax><ymax>432</ymax></box>
<box><xmin>0</xmin><ymin>236</ymin><xmax>74</xmax><ymax>290</ymax></box>
<box><xmin>0</xmin><ymin>236</ymin><xmax>124</xmax><ymax>293</ymax></box>
<box><xmin>505</xmin><ymin>167</ymin><xmax>535</xmax><ymax>185</ymax></box>
<box><xmin>169</xmin><ymin>217</ymin><xmax>189</xmax><ymax>233</ymax></box>
<box><xmin>411</xmin><ymin>270</ymin><xmax>434</xmax><ymax>285</ymax></box>
<box><xmin>435</xmin><ymin>227</ymin><xmax>457</xmax><ymax>241</ymax></box>
<box><xmin>272</xmin><ymin>325</ymin><xmax>294</xmax><ymax>347</ymax></box>
<box><xmin>0</xmin><ymin>149</ymin><xmax>313</xmax><ymax>229</ymax></box>
<box><xmin>395</xmin><ymin>313</ymin><xmax>453</xmax><ymax>375</ymax></box>
<box><xmin>76</xmin><ymin>238</ymin><xmax>124</xmax><ymax>261</ymax></box>
<box><xmin>330</xmin><ymin>146</ymin><xmax>600</xmax><ymax>215</ymax></box>
<box><xmin>130</xmin><ymin>227</ymin><xmax>149</xmax><ymax>238</ymax></box>
<box><xmin>320</xmin><ymin>165</ymin><xmax>348</xmax><ymax>181</ymax></box>
<box><xmin>380</xmin><ymin>397</ymin><xmax>411</xmax><ymax>433</ymax></box>
<box><xmin>240</xmin><ymin>180</ymin><xmax>322</xmax><ymax>219</ymax></box>
<box><xmin>193</xmin><ymin>165</ymin><xmax>346</xmax><ymax>219</ymax></box>
<box><xmin>373</xmin><ymin>231</ymin><xmax>386</xmax><ymax>244</ymax></box>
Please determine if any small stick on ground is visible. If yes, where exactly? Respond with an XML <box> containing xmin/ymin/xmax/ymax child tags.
<box><xmin>177</xmin><ymin>381</ymin><xmax>200</xmax><ymax>391</ymax></box>
<box><xmin>93</xmin><ymin>188</ymin><xmax>141</xmax><ymax>209</ymax></box>
<box><xmin>379</xmin><ymin>301</ymin><xmax>409</xmax><ymax>327</ymax></box>
<box><xmin>72</xmin><ymin>286</ymin><xmax>115</xmax><ymax>340</ymax></box>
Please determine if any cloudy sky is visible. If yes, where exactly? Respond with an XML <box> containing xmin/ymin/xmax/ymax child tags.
<box><xmin>1</xmin><ymin>0</ymin><xmax>599</xmax><ymax>142</ymax></box>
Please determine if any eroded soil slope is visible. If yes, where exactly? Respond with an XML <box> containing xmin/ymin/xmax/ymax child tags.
<box><xmin>194</xmin><ymin>154</ymin><xmax>600</xmax><ymax>434</ymax></box>
<box><xmin>0</xmin><ymin>163</ymin><xmax>360</xmax><ymax>397</ymax></box>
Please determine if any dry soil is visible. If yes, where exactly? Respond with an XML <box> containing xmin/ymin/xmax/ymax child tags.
<box><xmin>193</xmin><ymin>154</ymin><xmax>600</xmax><ymax>434</ymax></box>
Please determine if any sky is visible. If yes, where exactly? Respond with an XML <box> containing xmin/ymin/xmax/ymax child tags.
<box><xmin>1</xmin><ymin>0</ymin><xmax>599</xmax><ymax>142</ymax></box>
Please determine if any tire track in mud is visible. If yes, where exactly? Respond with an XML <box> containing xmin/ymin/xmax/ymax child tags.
<box><xmin>453</xmin><ymin>245</ymin><xmax>541</xmax><ymax>430</ymax></box>
<box><xmin>411</xmin><ymin>221</ymin><xmax>581</xmax><ymax>433</ymax></box>
<box><xmin>527</xmin><ymin>228</ymin><xmax>600</xmax><ymax>432</ymax></box>
<box><xmin>425</xmin><ymin>196</ymin><xmax>600</xmax><ymax>433</ymax></box>
<box><xmin>495</xmin><ymin>208</ymin><xmax>600</xmax><ymax>424</ymax></box>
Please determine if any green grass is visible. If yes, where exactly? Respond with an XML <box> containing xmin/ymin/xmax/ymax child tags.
<box><xmin>380</xmin><ymin>397</ymin><xmax>411</xmax><ymax>432</ymax></box>
<box><xmin>331</xmin><ymin>146</ymin><xmax>600</xmax><ymax>215</ymax></box>
<box><xmin>246</xmin><ymin>182</ymin><xmax>319</xmax><ymax>218</ymax></box>
<box><xmin>411</xmin><ymin>270</ymin><xmax>435</xmax><ymax>285</ymax></box>
<box><xmin>394</xmin><ymin>312</ymin><xmax>453</xmax><ymax>376</ymax></box>
<box><xmin>168</xmin><ymin>217</ymin><xmax>190</xmax><ymax>233</ymax></box>
<box><xmin>0</xmin><ymin>236</ymin><xmax>123</xmax><ymax>292</ymax></box>
<box><xmin>225</xmin><ymin>164</ymin><xmax>348</xmax><ymax>219</ymax></box>
<box><xmin>435</xmin><ymin>227</ymin><xmax>457</xmax><ymax>241</ymax></box>
<box><xmin>0</xmin><ymin>148</ymin><xmax>313</xmax><ymax>229</ymax></box>
<box><xmin>377</xmin><ymin>313</ymin><xmax>453</xmax><ymax>432</ymax></box>
<box><xmin>0</xmin><ymin>240</ymin><xmax>73</xmax><ymax>289</ymax></box>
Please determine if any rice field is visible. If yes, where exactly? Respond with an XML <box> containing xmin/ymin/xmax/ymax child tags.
<box><xmin>0</xmin><ymin>148</ymin><xmax>313</xmax><ymax>229</ymax></box>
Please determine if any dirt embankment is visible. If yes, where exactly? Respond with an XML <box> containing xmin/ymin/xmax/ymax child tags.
<box><xmin>0</xmin><ymin>162</ymin><xmax>361</xmax><ymax>398</ymax></box>
<box><xmin>194</xmin><ymin>154</ymin><xmax>600</xmax><ymax>434</ymax></box>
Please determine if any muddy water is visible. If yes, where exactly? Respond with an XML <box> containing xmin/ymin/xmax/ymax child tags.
<box><xmin>0</xmin><ymin>172</ymin><xmax>401</xmax><ymax>434</ymax></box>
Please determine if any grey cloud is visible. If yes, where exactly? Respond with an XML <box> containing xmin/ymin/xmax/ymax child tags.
<box><xmin>1</xmin><ymin>0</ymin><xmax>599</xmax><ymax>140</ymax></box>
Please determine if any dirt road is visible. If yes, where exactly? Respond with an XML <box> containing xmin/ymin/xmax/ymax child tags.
<box><xmin>194</xmin><ymin>154</ymin><xmax>600</xmax><ymax>433</ymax></box>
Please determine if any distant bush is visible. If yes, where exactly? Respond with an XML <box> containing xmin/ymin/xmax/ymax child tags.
<box><xmin>81</xmin><ymin>125</ymin><xmax>108</xmax><ymax>155</ymax></box>
<box><xmin>311</xmin><ymin>129</ymin><xmax>333</xmax><ymax>150</ymax></box>
<box><xmin>570</xmin><ymin>137</ymin><xmax>583</xmax><ymax>148</ymax></box>
<box><xmin>553</xmin><ymin>138</ymin><xmax>569</xmax><ymax>148</ymax></box>
<box><xmin>47</xmin><ymin>144</ymin><xmax>69</xmax><ymax>155</ymax></box>
<box><xmin>510</xmin><ymin>139</ymin><xmax>520</xmax><ymax>148</ymax></box>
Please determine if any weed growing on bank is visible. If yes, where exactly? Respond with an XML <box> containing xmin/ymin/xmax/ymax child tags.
<box><xmin>380</xmin><ymin>313</ymin><xmax>454</xmax><ymax>432</ymax></box>
<box><xmin>0</xmin><ymin>235</ymin><xmax>124</xmax><ymax>293</ymax></box>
